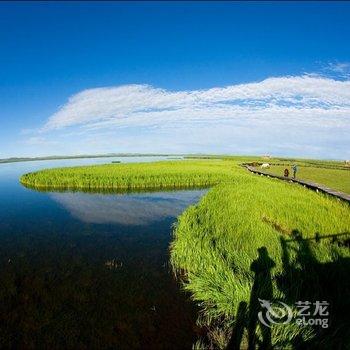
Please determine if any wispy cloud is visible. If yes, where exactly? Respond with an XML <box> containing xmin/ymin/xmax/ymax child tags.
<box><xmin>25</xmin><ymin>136</ymin><xmax>58</xmax><ymax>146</ymax></box>
<box><xmin>323</xmin><ymin>62</ymin><xmax>350</xmax><ymax>79</ymax></box>
<box><xmin>43</xmin><ymin>75</ymin><xmax>350</xmax><ymax>131</ymax></box>
<box><xmin>32</xmin><ymin>75</ymin><xmax>350</xmax><ymax>159</ymax></box>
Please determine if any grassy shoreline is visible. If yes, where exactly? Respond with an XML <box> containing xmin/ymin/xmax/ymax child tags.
<box><xmin>20</xmin><ymin>160</ymin><xmax>238</xmax><ymax>190</ymax></box>
<box><xmin>19</xmin><ymin>159</ymin><xmax>350</xmax><ymax>348</ymax></box>
<box><xmin>171</xmin><ymin>173</ymin><xmax>350</xmax><ymax>348</ymax></box>
<box><xmin>20</xmin><ymin>156</ymin><xmax>349</xmax><ymax>194</ymax></box>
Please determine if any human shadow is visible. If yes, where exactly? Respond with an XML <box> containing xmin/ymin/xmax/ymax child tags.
<box><xmin>277</xmin><ymin>230</ymin><xmax>350</xmax><ymax>349</ymax></box>
<box><xmin>227</xmin><ymin>230</ymin><xmax>350</xmax><ymax>349</ymax></box>
<box><xmin>226</xmin><ymin>301</ymin><xmax>247</xmax><ymax>350</ymax></box>
<box><xmin>227</xmin><ymin>247</ymin><xmax>276</xmax><ymax>350</ymax></box>
<box><xmin>248</xmin><ymin>247</ymin><xmax>275</xmax><ymax>350</ymax></box>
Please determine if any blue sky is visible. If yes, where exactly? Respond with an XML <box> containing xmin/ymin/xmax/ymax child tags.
<box><xmin>1</xmin><ymin>1</ymin><xmax>349</xmax><ymax>159</ymax></box>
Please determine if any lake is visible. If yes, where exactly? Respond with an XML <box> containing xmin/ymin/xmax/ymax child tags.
<box><xmin>0</xmin><ymin>157</ymin><xmax>207</xmax><ymax>349</ymax></box>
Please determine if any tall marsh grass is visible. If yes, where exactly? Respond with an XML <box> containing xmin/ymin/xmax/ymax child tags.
<box><xmin>19</xmin><ymin>159</ymin><xmax>350</xmax><ymax>347</ymax></box>
<box><xmin>20</xmin><ymin>160</ymin><xmax>238</xmax><ymax>190</ymax></box>
<box><xmin>171</xmin><ymin>174</ymin><xmax>350</xmax><ymax>348</ymax></box>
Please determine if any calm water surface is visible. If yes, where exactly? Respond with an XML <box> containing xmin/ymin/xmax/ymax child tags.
<box><xmin>0</xmin><ymin>157</ymin><xmax>206</xmax><ymax>349</ymax></box>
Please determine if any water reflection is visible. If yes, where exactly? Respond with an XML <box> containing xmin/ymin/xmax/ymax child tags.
<box><xmin>51</xmin><ymin>190</ymin><xmax>206</xmax><ymax>225</ymax></box>
<box><xmin>0</xmin><ymin>157</ymin><xmax>205</xmax><ymax>349</ymax></box>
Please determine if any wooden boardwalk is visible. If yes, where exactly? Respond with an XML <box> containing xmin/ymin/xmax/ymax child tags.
<box><xmin>244</xmin><ymin>165</ymin><xmax>350</xmax><ymax>204</ymax></box>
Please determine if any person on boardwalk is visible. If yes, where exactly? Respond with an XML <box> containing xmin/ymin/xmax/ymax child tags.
<box><xmin>284</xmin><ymin>168</ymin><xmax>289</xmax><ymax>177</ymax></box>
<box><xmin>292</xmin><ymin>164</ymin><xmax>298</xmax><ymax>179</ymax></box>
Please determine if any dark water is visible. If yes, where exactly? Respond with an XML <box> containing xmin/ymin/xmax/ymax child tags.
<box><xmin>0</xmin><ymin>157</ymin><xmax>206</xmax><ymax>349</ymax></box>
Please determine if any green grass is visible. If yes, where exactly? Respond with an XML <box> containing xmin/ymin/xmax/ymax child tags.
<box><xmin>20</xmin><ymin>160</ymin><xmax>240</xmax><ymax>190</ymax></box>
<box><xmin>262</xmin><ymin>165</ymin><xmax>350</xmax><ymax>194</ymax></box>
<box><xmin>170</xmin><ymin>172</ymin><xmax>350</xmax><ymax>348</ymax></box>
<box><xmin>187</xmin><ymin>155</ymin><xmax>348</xmax><ymax>169</ymax></box>
<box><xmin>19</xmin><ymin>158</ymin><xmax>350</xmax><ymax>348</ymax></box>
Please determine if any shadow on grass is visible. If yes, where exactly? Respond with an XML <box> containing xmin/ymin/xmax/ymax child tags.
<box><xmin>227</xmin><ymin>231</ymin><xmax>350</xmax><ymax>350</ymax></box>
<box><xmin>278</xmin><ymin>230</ymin><xmax>350</xmax><ymax>349</ymax></box>
<box><xmin>227</xmin><ymin>247</ymin><xmax>275</xmax><ymax>350</ymax></box>
<box><xmin>226</xmin><ymin>301</ymin><xmax>247</xmax><ymax>350</ymax></box>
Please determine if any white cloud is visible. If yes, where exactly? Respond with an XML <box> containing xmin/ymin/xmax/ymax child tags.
<box><xmin>25</xmin><ymin>136</ymin><xmax>58</xmax><ymax>146</ymax></box>
<box><xmin>43</xmin><ymin>75</ymin><xmax>350</xmax><ymax>131</ymax></box>
<box><xmin>32</xmin><ymin>75</ymin><xmax>350</xmax><ymax>159</ymax></box>
<box><xmin>324</xmin><ymin>62</ymin><xmax>350</xmax><ymax>79</ymax></box>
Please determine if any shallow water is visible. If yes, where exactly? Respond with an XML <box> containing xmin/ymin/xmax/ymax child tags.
<box><xmin>0</xmin><ymin>157</ymin><xmax>206</xmax><ymax>349</ymax></box>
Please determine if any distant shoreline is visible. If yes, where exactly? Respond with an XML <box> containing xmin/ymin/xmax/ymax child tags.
<box><xmin>0</xmin><ymin>153</ymin><xmax>345</xmax><ymax>165</ymax></box>
<box><xmin>0</xmin><ymin>154</ymin><xmax>183</xmax><ymax>164</ymax></box>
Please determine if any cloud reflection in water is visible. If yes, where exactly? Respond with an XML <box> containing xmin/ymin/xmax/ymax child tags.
<box><xmin>50</xmin><ymin>189</ymin><xmax>207</xmax><ymax>226</ymax></box>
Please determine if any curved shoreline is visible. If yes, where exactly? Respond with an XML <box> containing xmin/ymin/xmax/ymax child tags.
<box><xmin>18</xmin><ymin>159</ymin><xmax>350</xmax><ymax>348</ymax></box>
<box><xmin>19</xmin><ymin>160</ymin><xmax>237</xmax><ymax>191</ymax></box>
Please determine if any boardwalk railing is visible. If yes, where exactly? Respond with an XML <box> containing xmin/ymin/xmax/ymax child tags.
<box><xmin>242</xmin><ymin>164</ymin><xmax>350</xmax><ymax>204</ymax></box>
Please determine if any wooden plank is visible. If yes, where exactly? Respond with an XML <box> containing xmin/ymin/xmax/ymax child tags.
<box><xmin>243</xmin><ymin>165</ymin><xmax>350</xmax><ymax>204</ymax></box>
